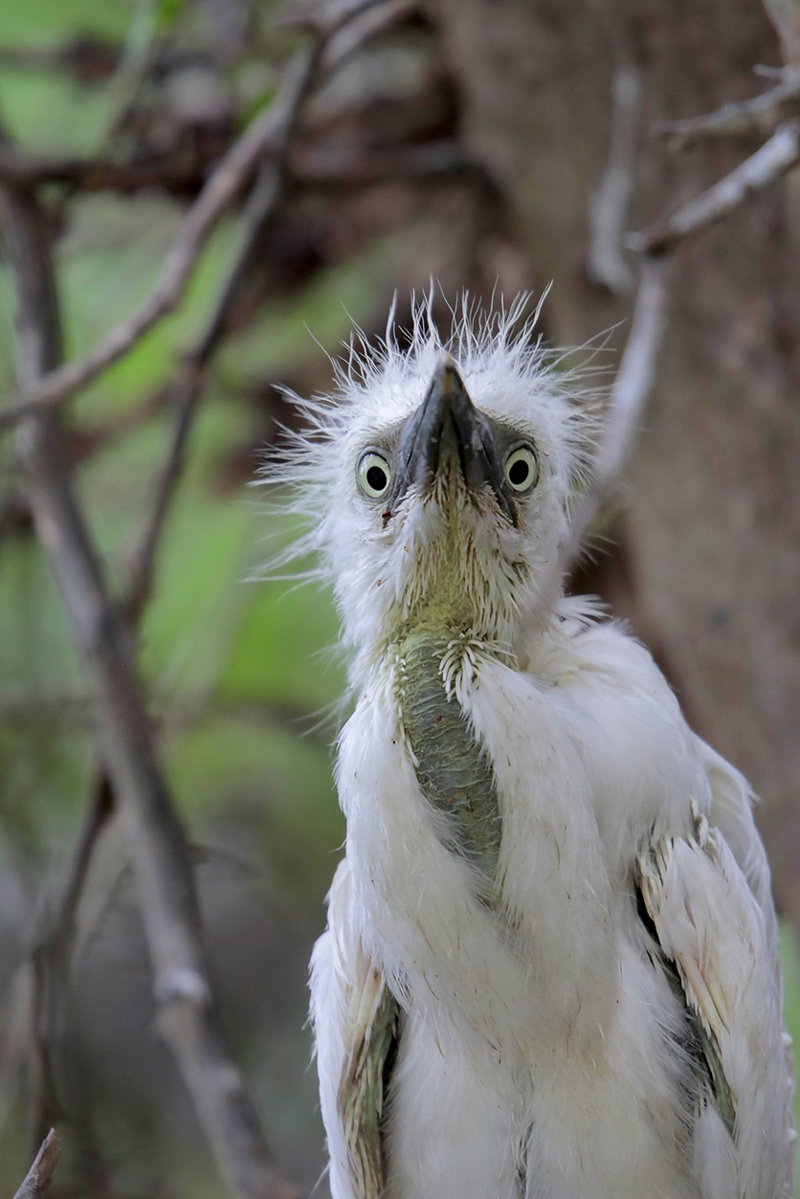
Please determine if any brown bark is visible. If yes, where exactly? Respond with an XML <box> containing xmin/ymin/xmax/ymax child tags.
<box><xmin>433</xmin><ymin>0</ymin><xmax>800</xmax><ymax>923</ymax></box>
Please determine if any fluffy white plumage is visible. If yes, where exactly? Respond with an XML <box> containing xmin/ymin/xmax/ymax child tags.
<box><xmin>273</xmin><ymin>295</ymin><xmax>796</xmax><ymax>1199</ymax></box>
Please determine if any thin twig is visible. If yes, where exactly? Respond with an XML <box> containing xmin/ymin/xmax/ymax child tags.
<box><xmin>627</xmin><ymin>119</ymin><xmax>800</xmax><ymax>255</ymax></box>
<box><xmin>97</xmin><ymin>0</ymin><xmax>161</xmax><ymax>151</ymax></box>
<box><xmin>586</xmin><ymin>64</ymin><xmax>642</xmax><ymax>295</ymax></box>
<box><xmin>762</xmin><ymin>0</ymin><xmax>800</xmax><ymax>65</ymax></box>
<box><xmin>0</xmin><ymin>173</ymin><xmax>299</xmax><ymax>1199</ymax></box>
<box><xmin>26</xmin><ymin>776</ymin><xmax>114</xmax><ymax>1151</ymax></box>
<box><xmin>530</xmin><ymin>257</ymin><xmax>670</xmax><ymax>621</ymax></box>
<box><xmin>0</xmin><ymin>91</ymin><xmax>280</xmax><ymax>428</ymax></box>
<box><xmin>568</xmin><ymin>258</ymin><xmax>669</xmax><ymax>555</ymax></box>
<box><xmin>124</xmin><ymin>29</ymin><xmax>331</xmax><ymax>622</ymax></box>
<box><xmin>122</xmin><ymin>369</ymin><xmax>205</xmax><ymax>623</ymax></box>
<box><xmin>125</xmin><ymin>0</ymin><xmax>409</xmax><ymax>622</ymax></box>
<box><xmin>0</xmin><ymin>141</ymin><xmax>221</xmax><ymax>196</ymax></box>
<box><xmin>280</xmin><ymin>0</ymin><xmax>392</xmax><ymax>34</ymax></box>
<box><xmin>12</xmin><ymin>1129</ymin><xmax>61</xmax><ymax>1199</ymax></box>
<box><xmin>320</xmin><ymin>0</ymin><xmax>418</xmax><ymax>74</ymax></box>
<box><xmin>653</xmin><ymin>66</ymin><xmax>800</xmax><ymax>150</ymax></box>
<box><xmin>0</xmin><ymin>38</ymin><xmax>118</xmax><ymax>79</ymax></box>
<box><xmin>290</xmin><ymin>140</ymin><xmax>475</xmax><ymax>187</ymax></box>
<box><xmin>556</xmin><ymin>58</ymin><xmax>800</xmax><ymax>599</ymax></box>
<box><xmin>753</xmin><ymin>64</ymin><xmax>789</xmax><ymax>79</ymax></box>
<box><xmin>0</xmin><ymin>0</ymin><xmax>383</xmax><ymax>435</ymax></box>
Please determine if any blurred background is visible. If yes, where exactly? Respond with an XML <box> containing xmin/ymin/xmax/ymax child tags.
<box><xmin>0</xmin><ymin>0</ymin><xmax>798</xmax><ymax>1195</ymax></box>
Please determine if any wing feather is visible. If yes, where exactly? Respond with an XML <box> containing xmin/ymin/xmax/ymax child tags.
<box><xmin>636</xmin><ymin>794</ymin><xmax>795</xmax><ymax>1198</ymax></box>
<box><xmin>694</xmin><ymin>736</ymin><xmax>776</xmax><ymax>946</ymax></box>
<box><xmin>310</xmin><ymin>860</ymin><xmax>400</xmax><ymax>1199</ymax></box>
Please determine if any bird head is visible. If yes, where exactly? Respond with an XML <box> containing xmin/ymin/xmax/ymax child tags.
<box><xmin>272</xmin><ymin>297</ymin><xmax>598</xmax><ymax>682</ymax></box>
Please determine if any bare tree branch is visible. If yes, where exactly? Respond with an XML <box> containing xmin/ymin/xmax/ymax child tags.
<box><xmin>0</xmin><ymin>140</ymin><xmax>222</xmax><ymax>197</ymax></box>
<box><xmin>125</xmin><ymin>24</ymin><xmax>352</xmax><ymax>622</ymax></box>
<box><xmin>0</xmin><ymin>88</ymin><xmax>279</xmax><ymax>426</ymax></box>
<box><xmin>566</xmin><ymin>258</ymin><xmax>669</xmax><ymax>558</ymax></box>
<box><xmin>122</xmin><ymin>369</ymin><xmax>205</xmax><ymax>623</ymax></box>
<box><xmin>525</xmin><ymin>257</ymin><xmax>670</xmax><ymax>625</ymax></box>
<box><xmin>565</xmin><ymin>114</ymin><xmax>797</xmax><ymax>593</ymax></box>
<box><xmin>762</xmin><ymin>0</ymin><xmax>800</xmax><ymax>64</ymax></box>
<box><xmin>547</xmin><ymin>44</ymin><xmax>800</xmax><ymax>614</ymax></box>
<box><xmin>12</xmin><ymin>1129</ymin><xmax>61</xmax><ymax>1199</ymax></box>
<box><xmin>290</xmin><ymin>140</ymin><xmax>476</xmax><ymax>187</ymax></box>
<box><xmin>627</xmin><ymin>119</ymin><xmax>800</xmax><ymax>255</ymax></box>
<box><xmin>321</xmin><ymin>0</ymin><xmax>419</xmax><ymax>73</ymax></box>
<box><xmin>586</xmin><ymin>64</ymin><xmax>641</xmax><ymax>295</ymax></box>
<box><xmin>280</xmin><ymin>0</ymin><xmax>395</xmax><ymax>34</ymax></box>
<box><xmin>653</xmin><ymin>66</ymin><xmax>800</xmax><ymax>150</ymax></box>
<box><xmin>0</xmin><ymin>0</ymin><xmax>385</xmax><ymax>435</ymax></box>
<box><xmin>25</xmin><ymin>776</ymin><xmax>114</xmax><ymax>1151</ymax></box>
<box><xmin>122</xmin><ymin>151</ymin><xmax>294</xmax><ymax>619</ymax></box>
<box><xmin>0</xmin><ymin>171</ymin><xmax>299</xmax><ymax>1199</ymax></box>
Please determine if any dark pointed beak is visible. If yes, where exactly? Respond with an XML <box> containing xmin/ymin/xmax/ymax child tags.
<box><xmin>394</xmin><ymin>356</ymin><xmax>514</xmax><ymax>523</ymax></box>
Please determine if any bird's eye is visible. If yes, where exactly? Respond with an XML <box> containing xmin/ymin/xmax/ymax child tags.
<box><xmin>504</xmin><ymin>444</ymin><xmax>538</xmax><ymax>493</ymax></box>
<box><xmin>357</xmin><ymin>451</ymin><xmax>392</xmax><ymax>499</ymax></box>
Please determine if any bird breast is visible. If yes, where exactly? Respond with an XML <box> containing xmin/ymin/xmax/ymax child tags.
<box><xmin>336</xmin><ymin>637</ymin><xmax>621</xmax><ymax>1075</ymax></box>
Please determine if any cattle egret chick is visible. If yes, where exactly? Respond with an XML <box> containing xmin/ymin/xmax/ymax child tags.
<box><xmin>273</xmin><ymin>297</ymin><xmax>796</xmax><ymax>1199</ymax></box>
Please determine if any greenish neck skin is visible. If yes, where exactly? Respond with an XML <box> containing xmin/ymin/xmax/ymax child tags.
<box><xmin>395</xmin><ymin>629</ymin><xmax>502</xmax><ymax>900</ymax></box>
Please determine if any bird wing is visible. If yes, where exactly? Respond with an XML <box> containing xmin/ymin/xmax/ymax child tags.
<box><xmin>635</xmin><ymin>759</ymin><xmax>795</xmax><ymax>1198</ymax></box>
<box><xmin>310</xmin><ymin>859</ymin><xmax>400</xmax><ymax>1199</ymax></box>
<box><xmin>694</xmin><ymin>735</ymin><xmax>777</xmax><ymax>952</ymax></box>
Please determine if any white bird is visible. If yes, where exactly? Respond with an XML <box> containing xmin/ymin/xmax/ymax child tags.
<box><xmin>275</xmin><ymin>297</ymin><xmax>796</xmax><ymax>1199</ymax></box>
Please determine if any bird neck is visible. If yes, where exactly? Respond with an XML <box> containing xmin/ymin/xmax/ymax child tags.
<box><xmin>393</xmin><ymin>629</ymin><xmax>502</xmax><ymax>901</ymax></box>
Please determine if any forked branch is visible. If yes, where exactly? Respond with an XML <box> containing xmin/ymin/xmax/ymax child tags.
<box><xmin>556</xmin><ymin>57</ymin><xmax>800</xmax><ymax>602</ymax></box>
<box><xmin>0</xmin><ymin>167</ymin><xmax>301</xmax><ymax>1199</ymax></box>
<box><xmin>653</xmin><ymin>66</ymin><xmax>800</xmax><ymax>150</ymax></box>
<box><xmin>628</xmin><ymin>119</ymin><xmax>800</xmax><ymax>255</ymax></box>
<box><xmin>563</xmin><ymin>257</ymin><xmax>670</xmax><ymax>577</ymax></box>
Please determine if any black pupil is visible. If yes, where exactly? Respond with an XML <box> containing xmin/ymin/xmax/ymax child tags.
<box><xmin>366</xmin><ymin>464</ymin><xmax>387</xmax><ymax>492</ymax></box>
<box><xmin>509</xmin><ymin>457</ymin><xmax>530</xmax><ymax>487</ymax></box>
